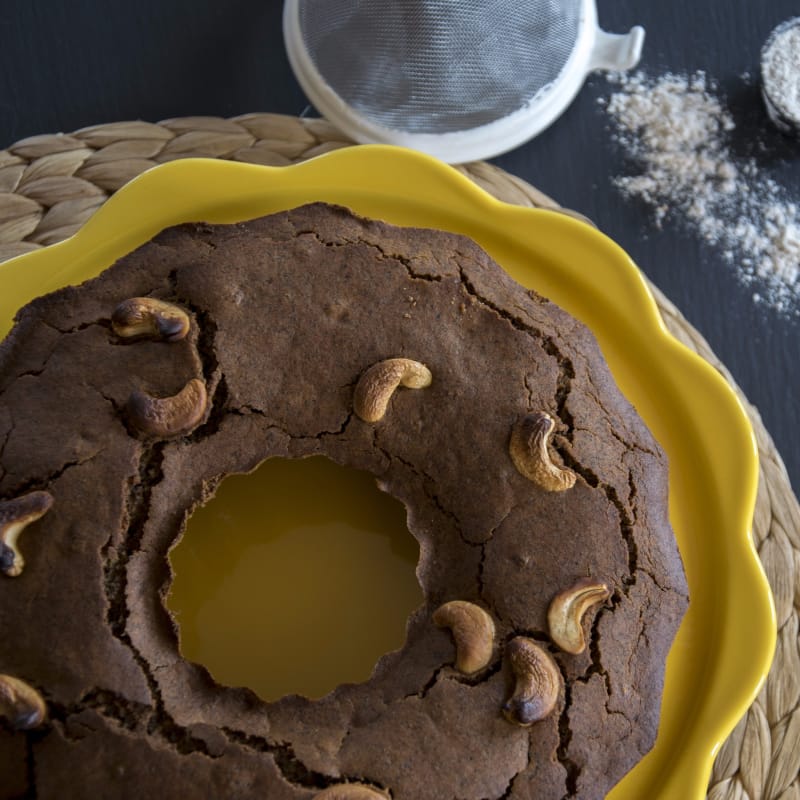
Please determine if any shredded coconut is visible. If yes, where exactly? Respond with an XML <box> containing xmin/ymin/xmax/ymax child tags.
<box><xmin>600</xmin><ymin>70</ymin><xmax>800</xmax><ymax>316</ymax></box>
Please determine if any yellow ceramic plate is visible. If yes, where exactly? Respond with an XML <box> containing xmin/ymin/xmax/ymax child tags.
<box><xmin>0</xmin><ymin>149</ymin><xmax>774</xmax><ymax>799</ymax></box>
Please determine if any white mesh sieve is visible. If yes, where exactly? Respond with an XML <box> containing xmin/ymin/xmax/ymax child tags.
<box><xmin>296</xmin><ymin>0</ymin><xmax>583</xmax><ymax>135</ymax></box>
<box><xmin>284</xmin><ymin>0</ymin><xmax>644</xmax><ymax>161</ymax></box>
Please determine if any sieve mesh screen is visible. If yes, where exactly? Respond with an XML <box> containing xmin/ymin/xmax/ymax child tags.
<box><xmin>297</xmin><ymin>0</ymin><xmax>583</xmax><ymax>134</ymax></box>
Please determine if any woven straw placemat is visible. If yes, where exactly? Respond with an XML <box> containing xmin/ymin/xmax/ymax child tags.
<box><xmin>1</xmin><ymin>114</ymin><xmax>798</xmax><ymax>800</ymax></box>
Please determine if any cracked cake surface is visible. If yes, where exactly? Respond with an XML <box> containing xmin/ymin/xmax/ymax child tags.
<box><xmin>0</xmin><ymin>203</ymin><xmax>688</xmax><ymax>799</ymax></box>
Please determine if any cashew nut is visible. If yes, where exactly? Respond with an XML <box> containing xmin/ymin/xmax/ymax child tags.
<box><xmin>315</xmin><ymin>783</ymin><xmax>388</xmax><ymax>799</ymax></box>
<box><xmin>433</xmin><ymin>600</ymin><xmax>496</xmax><ymax>674</ymax></box>
<box><xmin>112</xmin><ymin>297</ymin><xmax>190</xmax><ymax>342</ymax></box>
<box><xmin>547</xmin><ymin>578</ymin><xmax>611</xmax><ymax>654</ymax></box>
<box><xmin>0</xmin><ymin>490</ymin><xmax>54</xmax><ymax>577</ymax></box>
<box><xmin>126</xmin><ymin>378</ymin><xmax>208</xmax><ymax>438</ymax></box>
<box><xmin>353</xmin><ymin>358</ymin><xmax>432</xmax><ymax>422</ymax></box>
<box><xmin>0</xmin><ymin>674</ymin><xmax>47</xmax><ymax>730</ymax></box>
<box><xmin>509</xmin><ymin>412</ymin><xmax>576</xmax><ymax>492</ymax></box>
<box><xmin>502</xmin><ymin>637</ymin><xmax>561</xmax><ymax>727</ymax></box>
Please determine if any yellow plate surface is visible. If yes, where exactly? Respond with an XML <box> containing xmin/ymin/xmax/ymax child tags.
<box><xmin>0</xmin><ymin>148</ymin><xmax>775</xmax><ymax>799</ymax></box>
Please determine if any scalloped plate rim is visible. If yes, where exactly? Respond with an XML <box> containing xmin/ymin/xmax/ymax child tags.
<box><xmin>0</xmin><ymin>148</ymin><xmax>775</xmax><ymax>800</ymax></box>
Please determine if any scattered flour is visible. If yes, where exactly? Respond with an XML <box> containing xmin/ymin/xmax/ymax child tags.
<box><xmin>600</xmin><ymin>70</ymin><xmax>800</xmax><ymax>316</ymax></box>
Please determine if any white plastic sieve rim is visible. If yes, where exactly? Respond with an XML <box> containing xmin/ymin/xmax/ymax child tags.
<box><xmin>283</xmin><ymin>0</ymin><xmax>638</xmax><ymax>162</ymax></box>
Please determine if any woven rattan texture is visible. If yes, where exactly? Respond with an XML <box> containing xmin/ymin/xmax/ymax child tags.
<box><xmin>1</xmin><ymin>114</ymin><xmax>798</xmax><ymax>800</ymax></box>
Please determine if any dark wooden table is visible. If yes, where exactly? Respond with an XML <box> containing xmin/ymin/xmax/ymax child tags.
<box><xmin>2</xmin><ymin>0</ymin><xmax>798</xmax><ymax>491</ymax></box>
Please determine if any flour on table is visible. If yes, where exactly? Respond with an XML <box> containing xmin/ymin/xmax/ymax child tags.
<box><xmin>600</xmin><ymin>70</ymin><xmax>799</xmax><ymax>316</ymax></box>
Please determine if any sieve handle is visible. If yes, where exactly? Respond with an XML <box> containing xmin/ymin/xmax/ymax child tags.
<box><xmin>588</xmin><ymin>25</ymin><xmax>645</xmax><ymax>72</ymax></box>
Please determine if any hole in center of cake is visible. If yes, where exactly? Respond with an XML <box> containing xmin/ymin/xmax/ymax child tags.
<box><xmin>166</xmin><ymin>455</ymin><xmax>422</xmax><ymax>701</ymax></box>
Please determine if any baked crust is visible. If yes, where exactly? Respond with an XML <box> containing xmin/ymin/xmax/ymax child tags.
<box><xmin>0</xmin><ymin>203</ymin><xmax>688</xmax><ymax>799</ymax></box>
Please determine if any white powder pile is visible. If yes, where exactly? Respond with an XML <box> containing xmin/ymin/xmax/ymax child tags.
<box><xmin>601</xmin><ymin>70</ymin><xmax>800</xmax><ymax>315</ymax></box>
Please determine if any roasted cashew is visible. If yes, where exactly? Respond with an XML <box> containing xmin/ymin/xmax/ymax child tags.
<box><xmin>126</xmin><ymin>378</ymin><xmax>208</xmax><ymax>438</ymax></box>
<box><xmin>433</xmin><ymin>600</ymin><xmax>496</xmax><ymax>674</ymax></box>
<box><xmin>0</xmin><ymin>674</ymin><xmax>47</xmax><ymax>729</ymax></box>
<box><xmin>502</xmin><ymin>636</ymin><xmax>561</xmax><ymax>726</ymax></box>
<box><xmin>112</xmin><ymin>297</ymin><xmax>190</xmax><ymax>342</ymax></box>
<box><xmin>548</xmin><ymin>578</ymin><xmax>611</xmax><ymax>654</ymax></box>
<box><xmin>314</xmin><ymin>783</ymin><xmax>389</xmax><ymax>799</ymax></box>
<box><xmin>0</xmin><ymin>490</ymin><xmax>54</xmax><ymax>577</ymax></box>
<box><xmin>509</xmin><ymin>411</ymin><xmax>576</xmax><ymax>492</ymax></box>
<box><xmin>353</xmin><ymin>358</ymin><xmax>432</xmax><ymax>422</ymax></box>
